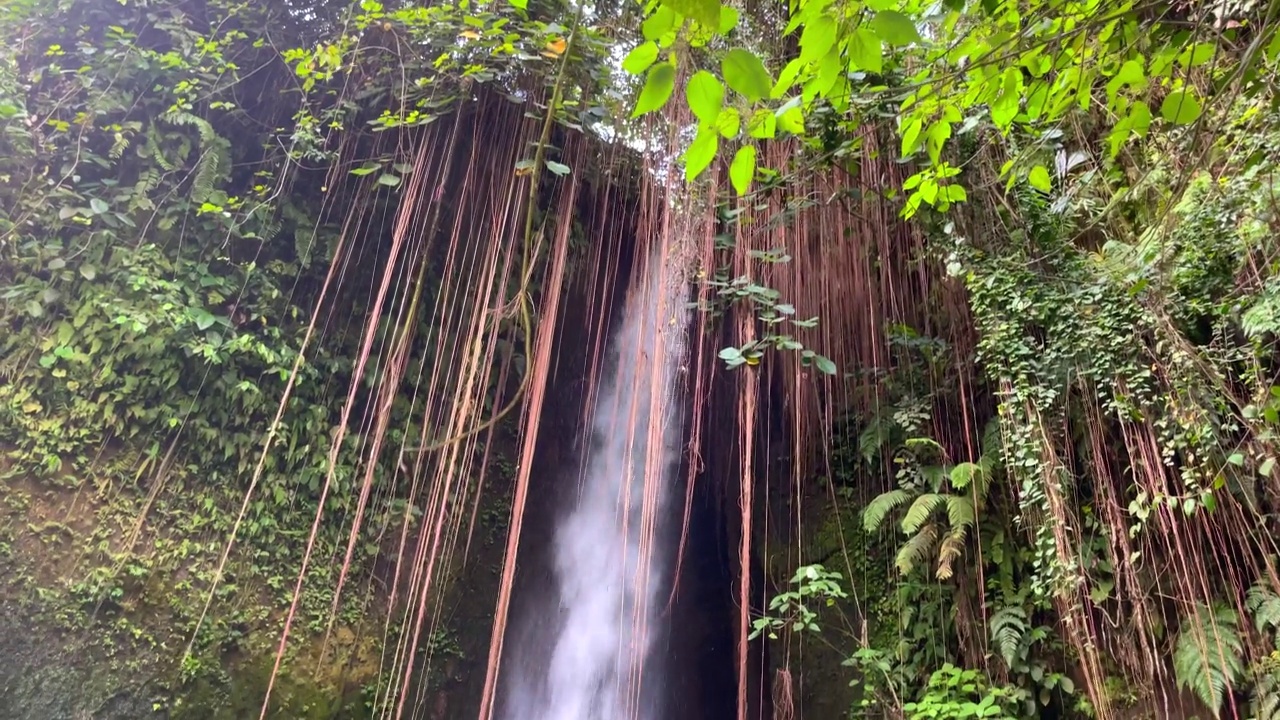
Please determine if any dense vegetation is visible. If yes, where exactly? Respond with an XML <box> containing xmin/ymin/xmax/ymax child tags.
<box><xmin>2</xmin><ymin>0</ymin><xmax>1280</xmax><ymax>718</ymax></box>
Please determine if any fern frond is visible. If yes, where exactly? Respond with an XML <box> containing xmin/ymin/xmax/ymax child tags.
<box><xmin>990</xmin><ymin>606</ymin><xmax>1029</xmax><ymax>668</ymax></box>
<box><xmin>950</xmin><ymin>461</ymin><xmax>982</xmax><ymax>490</ymax></box>
<box><xmin>1174</xmin><ymin>603</ymin><xmax>1244</xmax><ymax>718</ymax></box>
<box><xmin>895</xmin><ymin>523</ymin><xmax>938</xmax><ymax>575</ymax></box>
<box><xmin>945</xmin><ymin>494</ymin><xmax>976</xmax><ymax>531</ymax></box>
<box><xmin>863</xmin><ymin>489</ymin><xmax>911</xmax><ymax>532</ymax></box>
<box><xmin>921</xmin><ymin>464</ymin><xmax>947</xmax><ymax>492</ymax></box>
<box><xmin>1247</xmin><ymin>582</ymin><xmax>1280</xmax><ymax>636</ymax></box>
<box><xmin>858</xmin><ymin>412</ymin><xmax>893</xmax><ymax>464</ymax></box>
<box><xmin>902</xmin><ymin>493</ymin><xmax>945</xmax><ymax>534</ymax></box>
<box><xmin>936</xmin><ymin>526</ymin><xmax>967</xmax><ymax>581</ymax></box>
<box><xmin>1254</xmin><ymin>670</ymin><xmax>1280</xmax><ymax>720</ymax></box>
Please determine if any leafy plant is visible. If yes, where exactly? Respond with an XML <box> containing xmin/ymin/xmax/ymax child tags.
<box><xmin>1174</xmin><ymin>603</ymin><xmax>1245</xmax><ymax>718</ymax></box>
<box><xmin>751</xmin><ymin>564</ymin><xmax>848</xmax><ymax>640</ymax></box>
<box><xmin>902</xmin><ymin>664</ymin><xmax>1021</xmax><ymax>720</ymax></box>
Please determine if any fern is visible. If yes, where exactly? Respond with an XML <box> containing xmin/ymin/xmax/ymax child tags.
<box><xmin>1174</xmin><ymin>603</ymin><xmax>1245</xmax><ymax>718</ymax></box>
<box><xmin>990</xmin><ymin>606</ymin><xmax>1029</xmax><ymax>668</ymax></box>
<box><xmin>902</xmin><ymin>493</ymin><xmax>945</xmax><ymax>534</ymax></box>
<box><xmin>945</xmin><ymin>494</ymin><xmax>975</xmax><ymax>530</ymax></box>
<box><xmin>1247</xmin><ymin>582</ymin><xmax>1280</xmax><ymax>639</ymax></box>
<box><xmin>895</xmin><ymin>523</ymin><xmax>938</xmax><ymax>575</ymax></box>
<box><xmin>863</xmin><ymin>489</ymin><xmax>910</xmax><ymax>532</ymax></box>
<box><xmin>160</xmin><ymin>111</ymin><xmax>231</xmax><ymax>204</ymax></box>
<box><xmin>1255</xmin><ymin>670</ymin><xmax>1280</xmax><ymax>720</ymax></box>
<box><xmin>858</xmin><ymin>412</ymin><xmax>894</xmax><ymax>464</ymax></box>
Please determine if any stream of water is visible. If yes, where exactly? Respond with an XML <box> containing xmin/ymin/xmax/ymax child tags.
<box><xmin>503</xmin><ymin>249</ymin><xmax>692</xmax><ymax>720</ymax></box>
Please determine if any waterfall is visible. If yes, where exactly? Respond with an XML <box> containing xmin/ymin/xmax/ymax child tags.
<box><xmin>504</xmin><ymin>247</ymin><xmax>692</xmax><ymax>720</ymax></box>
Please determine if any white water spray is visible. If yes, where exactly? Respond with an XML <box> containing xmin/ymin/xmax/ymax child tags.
<box><xmin>504</xmin><ymin>248</ymin><xmax>693</xmax><ymax>720</ymax></box>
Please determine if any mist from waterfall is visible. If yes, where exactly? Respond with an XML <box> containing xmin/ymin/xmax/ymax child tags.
<box><xmin>503</xmin><ymin>248</ymin><xmax>692</xmax><ymax>720</ymax></box>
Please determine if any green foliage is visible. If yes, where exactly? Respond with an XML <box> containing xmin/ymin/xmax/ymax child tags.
<box><xmin>750</xmin><ymin>564</ymin><xmax>849</xmax><ymax>640</ymax></box>
<box><xmin>1174</xmin><ymin>604</ymin><xmax>1245</xmax><ymax>718</ymax></box>
<box><xmin>902</xmin><ymin>664</ymin><xmax>1020</xmax><ymax>720</ymax></box>
<box><xmin>861</xmin><ymin>423</ymin><xmax>996</xmax><ymax>580</ymax></box>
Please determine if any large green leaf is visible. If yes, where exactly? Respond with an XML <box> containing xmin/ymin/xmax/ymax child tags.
<box><xmin>990</xmin><ymin>66</ymin><xmax>1023</xmax><ymax>129</ymax></box>
<box><xmin>622</xmin><ymin>42</ymin><xmax>660</xmax><ymax>75</ymax></box>
<box><xmin>848</xmin><ymin>28</ymin><xmax>883</xmax><ymax>73</ymax></box>
<box><xmin>747</xmin><ymin>108</ymin><xmax>776</xmax><ymax>138</ymax></box>
<box><xmin>1161</xmin><ymin>89</ymin><xmax>1202</xmax><ymax>125</ymax></box>
<box><xmin>715</xmin><ymin>107</ymin><xmax>741</xmax><ymax>137</ymax></box>
<box><xmin>659</xmin><ymin>0</ymin><xmax>719</xmax><ymax>29</ymax></box>
<box><xmin>684</xmin><ymin>125</ymin><xmax>719</xmax><ymax>181</ymax></box>
<box><xmin>729</xmin><ymin>144</ymin><xmax>756</xmax><ymax>196</ymax></box>
<box><xmin>633</xmin><ymin>64</ymin><xmax>676</xmax><ymax>117</ymax></box>
<box><xmin>642</xmin><ymin>7</ymin><xmax>676</xmax><ymax>41</ymax></box>
<box><xmin>685</xmin><ymin>71</ymin><xmax>725</xmax><ymax>124</ymax></box>
<box><xmin>871</xmin><ymin>10</ymin><xmax>921</xmax><ymax>47</ymax></box>
<box><xmin>799</xmin><ymin>16</ymin><xmax>836</xmax><ymax>63</ymax></box>
<box><xmin>722</xmin><ymin>48</ymin><xmax>773</xmax><ymax>101</ymax></box>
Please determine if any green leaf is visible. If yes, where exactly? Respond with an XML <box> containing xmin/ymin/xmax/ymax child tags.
<box><xmin>1261</xmin><ymin>457</ymin><xmax>1276</xmax><ymax>478</ymax></box>
<box><xmin>1028</xmin><ymin>165</ymin><xmax>1052</xmax><ymax>192</ymax></box>
<box><xmin>778</xmin><ymin>105</ymin><xmax>804</xmax><ymax>135</ymax></box>
<box><xmin>351</xmin><ymin>164</ymin><xmax>379</xmax><ymax>176</ymax></box>
<box><xmin>89</xmin><ymin>198</ymin><xmax>108</xmax><ymax>214</ymax></box>
<box><xmin>1160</xmin><ymin>89</ymin><xmax>1202</xmax><ymax>125</ymax></box>
<box><xmin>660</xmin><ymin>0</ymin><xmax>719</xmax><ymax>29</ymax></box>
<box><xmin>622</xmin><ymin>42</ymin><xmax>660</xmax><ymax>75</ymax></box>
<box><xmin>544</xmin><ymin>160</ymin><xmax>570</xmax><ymax>176</ymax></box>
<box><xmin>685</xmin><ymin>71</ymin><xmax>725</xmax><ymax>124</ymax></box>
<box><xmin>633</xmin><ymin>64</ymin><xmax>677</xmax><ymax>117</ymax></box>
<box><xmin>799</xmin><ymin>16</ymin><xmax>836</xmax><ymax>63</ymax></box>
<box><xmin>900</xmin><ymin>116</ymin><xmax>923</xmax><ymax>157</ymax></box>
<box><xmin>48</xmin><ymin>258</ymin><xmax>66</xmax><ymax>271</ymax></box>
<box><xmin>715</xmin><ymin>107</ymin><xmax>741</xmax><ymax>137</ymax></box>
<box><xmin>684</xmin><ymin>125</ymin><xmax>719</xmax><ymax>181</ymax></box>
<box><xmin>871</xmin><ymin>10</ymin><xmax>921</xmax><ymax>47</ymax></box>
<box><xmin>1177</xmin><ymin>42</ymin><xmax>1215</xmax><ymax>68</ymax></box>
<box><xmin>747</xmin><ymin>109</ymin><xmax>776</xmax><ymax>138</ymax></box>
<box><xmin>722</xmin><ymin>48</ymin><xmax>773</xmax><ymax>101</ymax></box>
<box><xmin>1108</xmin><ymin>100</ymin><xmax>1152</xmax><ymax>157</ymax></box>
<box><xmin>642</xmin><ymin>7</ymin><xmax>676</xmax><ymax>42</ymax></box>
<box><xmin>79</xmin><ymin>264</ymin><xmax>97</xmax><ymax>281</ymax></box>
<box><xmin>1227</xmin><ymin>452</ymin><xmax>1245</xmax><ymax>466</ymax></box>
<box><xmin>58</xmin><ymin>206</ymin><xmax>77</xmax><ymax>220</ymax></box>
<box><xmin>991</xmin><ymin>66</ymin><xmax>1022</xmax><ymax>129</ymax></box>
<box><xmin>509</xmin><ymin>0</ymin><xmax>527</xmax><ymax>9</ymax></box>
<box><xmin>729</xmin><ymin>145</ymin><xmax>756</xmax><ymax>196</ymax></box>
<box><xmin>814</xmin><ymin>355</ymin><xmax>837</xmax><ymax>375</ymax></box>
<box><xmin>772</xmin><ymin>58</ymin><xmax>804</xmax><ymax>98</ymax></box>
<box><xmin>377</xmin><ymin>173</ymin><xmax>401</xmax><ymax>187</ymax></box>
<box><xmin>1105</xmin><ymin>59</ymin><xmax>1147</xmax><ymax>104</ymax></box>
<box><xmin>718</xmin><ymin>5</ymin><xmax>740</xmax><ymax>33</ymax></box>
<box><xmin>192</xmin><ymin>309</ymin><xmax>217</xmax><ymax>331</ymax></box>
<box><xmin>848</xmin><ymin>28</ymin><xmax>883</xmax><ymax>73</ymax></box>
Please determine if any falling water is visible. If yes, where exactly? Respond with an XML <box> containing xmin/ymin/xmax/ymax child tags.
<box><xmin>503</xmin><ymin>247</ymin><xmax>693</xmax><ymax>720</ymax></box>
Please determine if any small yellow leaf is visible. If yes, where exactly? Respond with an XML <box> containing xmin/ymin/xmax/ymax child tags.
<box><xmin>459</xmin><ymin>30</ymin><xmax>481</xmax><ymax>40</ymax></box>
<box><xmin>545</xmin><ymin>37</ymin><xmax>567</xmax><ymax>56</ymax></box>
<box><xmin>745</xmin><ymin>356</ymin><xmax>760</xmax><ymax>366</ymax></box>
